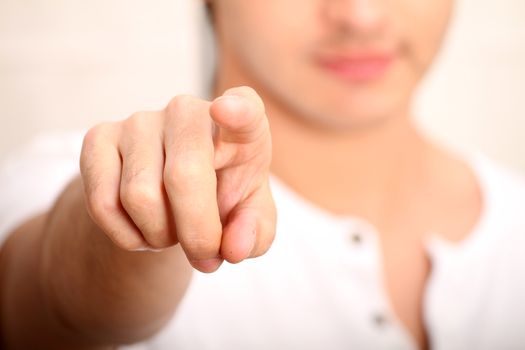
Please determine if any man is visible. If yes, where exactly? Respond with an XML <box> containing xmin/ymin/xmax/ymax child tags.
<box><xmin>1</xmin><ymin>1</ymin><xmax>525</xmax><ymax>349</ymax></box>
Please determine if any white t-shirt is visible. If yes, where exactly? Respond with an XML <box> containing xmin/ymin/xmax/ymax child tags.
<box><xmin>1</xmin><ymin>132</ymin><xmax>525</xmax><ymax>350</ymax></box>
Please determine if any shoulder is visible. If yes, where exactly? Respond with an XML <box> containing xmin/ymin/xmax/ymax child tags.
<box><xmin>471</xmin><ymin>154</ymin><xmax>525</xmax><ymax>237</ymax></box>
<box><xmin>473</xmin><ymin>154</ymin><xmax>525</xmax><ymax>210</ymax></box>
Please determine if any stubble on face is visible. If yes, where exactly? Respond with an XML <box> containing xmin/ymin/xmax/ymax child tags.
<box><xmin>212</xmin><ymin>0</ymin><xmax>454</xmax><ymax>133</ymax></box>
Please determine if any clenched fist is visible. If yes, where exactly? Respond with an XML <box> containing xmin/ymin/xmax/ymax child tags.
<box><xmin>80</xmin><ymin>86</ymin><xmax>276</xmax><ymax>273</ymax></box>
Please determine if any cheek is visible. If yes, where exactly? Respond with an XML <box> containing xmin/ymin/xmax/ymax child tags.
<box><xmin>231</xmin><ymin>14</ymin><xmax>315</xmax><ymax>84</ymax></box>
<box><xmin>222</xmin><ymin>1</ymin><xmax>319</xmax><ymax>53</ymax></box>
<box><xmin>401</xmin><ymin>1</ymin><xmax>453</xmax><ymax>72</ymax></box>
<box><xmin>220</xmin><ymin>0</ymin><xmax>314</xmax><ymax>48</ymax></box>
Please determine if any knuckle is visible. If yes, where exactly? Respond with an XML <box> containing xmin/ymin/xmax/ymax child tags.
<box><xmin>124</xmin><ymin>111</ymin><xmax>151</xmax><ymax>133</ymax></box>
<box><xmin>83</xmin><ymin>122</ymin><xmax>111</xmax><ymax>147</ymax></box>
<box><xmin>85</xmin><ymin>193</ymin><xmax>119</xmax><ymax>230</ymax></box>
<box><xmin>83</xmin><ymin>190</ymin><xmax>148</xmax><ymax>252</ymax></box>
<box><xmin>119</xmin><ymin>112</ymin><xmax>163</xmax><ymax>150</ymax></box>
<box><xmin>111</xmin><ymin>235</ymin><xmax>146</xmax><ymax>251</ymax></box>
<box><xmin>176</xmin><ymin>156</ymin><xmax>207</xmax><ymax>177</ymax></box>
<box><xmin>143</xmin><ymin>228</ymin><xmax>175</xmax><ymax>249</ymax></box>
<box><xmin>164</xmin><ymin>157</ymin><xmax>210</xmax><ymax>191</ymax></box>
<box><xmin>165</xmin><ymin>95</ymin><xmax>196</xmax><ymax>117</ymax></box>
<box><xmin>182</xmin><ymin>236</ymin><xmax>219</xmax><ymax>260</ymax></box>
<box><xmin>120</xmin><ymin>182</ymin><xmax>159</xmax><ymax>215</ymax></box>
<box><xmin>121</xmin><ymin>163</ymin><xmax>150</xmax><ymax>184</ymax></box>
<box><xmin>80</xmin><ymin>122</ymin><xmax>116</xmax><ymax>172</ymax></box>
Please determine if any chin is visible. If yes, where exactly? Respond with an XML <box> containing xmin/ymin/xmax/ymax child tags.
<box><xmin>311</xmin><ymin>95</ymin><xmax>405</xmax><ymax>129</ymax></box>
<box><xmin>330</xmin><ymin>111</ymin><xmax>396</xmax><ymax>130</ymax></box>
<box><xmin>291</xmin><ymin>101</ymin><xmax>398</xmax><ymax>132</ymax></box>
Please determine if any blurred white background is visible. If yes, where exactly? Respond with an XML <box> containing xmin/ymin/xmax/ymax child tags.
<box><xmin>0</xmin><ymin>0</ymin><xmax>205</xmax><ymax>160</ymax></box>
<box><xmin>0</xmin><ymin>0</ymin><xmax>524</xmax><ymax>173</ymax></box>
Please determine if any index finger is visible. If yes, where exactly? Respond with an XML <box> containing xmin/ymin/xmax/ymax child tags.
<box><xmin>210</xmin><ymin>86</ymin><xmax>268</xmax><ymax>145</ymax></box>
<box><xmin>211</xmin><ymin>86</ymin><xmax>271</xmax><ymax>170</ymax></box>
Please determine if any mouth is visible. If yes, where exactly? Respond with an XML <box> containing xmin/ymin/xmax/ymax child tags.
<box><xmin>315</xmin><ymin>50</ymin><xmax>396</xmax><ymax>83</ymax></box>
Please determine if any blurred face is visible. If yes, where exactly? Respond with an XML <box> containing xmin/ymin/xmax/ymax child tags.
<box><xmin>211</xmin><ymin>0</ymin><xmax>454</xmax><ymax>129</ymax></box>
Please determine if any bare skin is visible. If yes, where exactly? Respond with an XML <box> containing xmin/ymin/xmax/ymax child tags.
<box><xmin>263</xmin><ymin>102</ymin><xmax>481</xmax><ymax>348</ymax></box>
<box><xmin>0</xmin><ymin>1</ymin><xmax>482</xmax><ymax>349</ymax></box>
<box><xmin>0</xmin><ymin>87</ymin><xmax>276</xmax><ymax>349</ymax></box>
<box><xmin>211</xmin><ymin>0</ymin><xmax>481</xmax><ymax>348</ymax></box>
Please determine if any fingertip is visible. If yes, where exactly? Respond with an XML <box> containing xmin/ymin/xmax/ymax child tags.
<box><xmin>190</xmin><ymin>258</ymin><xmax>224</xmax><ymax>273</ymax></box>
<box><xmin>220</xmin><ymin>217</ymin><xmax>257</xmax><ymax>264</ymax></box>
<box><xmin>222</xmin><ymin>86</ymin><xmax>263</xmax><ymax>108</ymax></box>
<box><xmin>210</xmin><ymin>95</ymin><xmax>249</xmax><ymax>128</ymax></box>
<box><xmin>210</xmin><ymin>87</ymin><xmax>265</xmax><ymax>136</ymax></box>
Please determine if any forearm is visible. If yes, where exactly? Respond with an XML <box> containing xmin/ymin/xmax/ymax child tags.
<box><xmin>1</xmin><ymin>86</ymin><xmax>276</xmax><ymax>348</ymax></box>
<box><xmin>1</xmin><ymin>213</ymin><xmax>92</xmax><ymax>349</ymax></box>
<box><xmin>1</xmin><ymin>176</ymin><xmax>192</xmax><ymax>348</ymax></box>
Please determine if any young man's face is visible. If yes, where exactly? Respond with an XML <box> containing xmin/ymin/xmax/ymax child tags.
<box><xmin>212</xmin><ymin>0</ymin><xmax>454</xmax><ymax>130</ymax></box>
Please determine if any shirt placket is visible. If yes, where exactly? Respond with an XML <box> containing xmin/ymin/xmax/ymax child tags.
<box><xmin>339</xmin><ymin>218</ymin><xmax>418</xmax><ymax>350</ymax></box>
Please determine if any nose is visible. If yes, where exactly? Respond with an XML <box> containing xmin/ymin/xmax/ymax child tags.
<box><xmin>322</xmin><ymin>0</ymin><xmax>386</xmax><ymax>39</ymax></box>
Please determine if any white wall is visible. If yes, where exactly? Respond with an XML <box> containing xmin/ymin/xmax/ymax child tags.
<box><xmin>0</xmin><ymin>0</ymin><xmax>524</xmax><ymax>173</ymax></box>
<box><xmin>0</xmin><ymin>0</ymin><xmax>205</xmax><ymax>160</ymax></box>
<box><xmin>415</xmin><ymin>0</ymin><xmax>525</xmax><ymax>173</ymax></box>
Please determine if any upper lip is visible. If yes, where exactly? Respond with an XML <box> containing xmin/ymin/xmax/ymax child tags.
<box><xmin>315</xmin><ymin>48</ymin><xmax>396</xmax><ymax>63</ymax></box>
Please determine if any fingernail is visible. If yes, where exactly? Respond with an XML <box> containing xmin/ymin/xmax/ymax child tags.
<box><xmin>131</xmin><ymin>246</ymin><xmax>162</xmax><ymax>253</ymax></box>
<box><xmin>190</xmin><ymin>258</ymin><xmax>223</xmax><ymax>273</ymax></box>
<box><xmin>247</xmin><ymin>228</ymin><xmax>257</xmax><ymax>256</ymax></box>
<box><xmin>214</xmin><ymin>95</ymin><xmax>240</xmax><ymax>104</ymax></box>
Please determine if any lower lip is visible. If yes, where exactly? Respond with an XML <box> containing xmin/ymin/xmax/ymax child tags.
<box><xmin>317</xmin><ymin>56</ymin><xmax>394</xmax><ymax>83</ymax></box>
